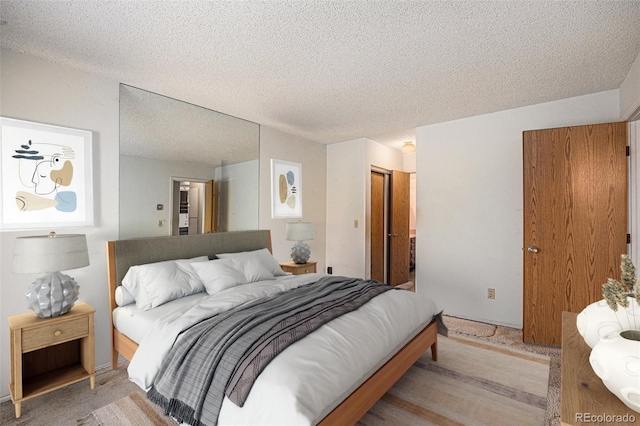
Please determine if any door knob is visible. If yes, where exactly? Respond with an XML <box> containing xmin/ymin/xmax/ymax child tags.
<box><xmin>526</xmin><ymin>245</ymin><xmax>539</xmax><ymax>253</ymax></box>
<box><xmin>388</xmin><ymin>233</ymin><xmax>398</xmax><ymax>237</ymax></box>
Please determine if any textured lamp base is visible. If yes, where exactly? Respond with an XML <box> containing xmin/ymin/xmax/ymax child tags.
<box><xmin>291</xmin><ymin>241</ymin><xmax>311</xmax><ymax>264</ymax></box>
<box><xmin>26</xmin><ymin>271</ymin><xmax>80</xmax><ymax>318</ymax></box>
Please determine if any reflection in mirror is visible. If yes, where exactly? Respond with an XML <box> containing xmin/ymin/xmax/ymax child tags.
<box><xmin>119</xmin><ymin>84</ymin><xmax>260</xmax><ymax>239</ymax></box>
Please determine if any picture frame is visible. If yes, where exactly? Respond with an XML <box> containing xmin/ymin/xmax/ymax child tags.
<box><xmin>271</xmin><ymin>159</ymin><xmax>302</xmax><ymax>218</ymax></box>
<box><xmin>0</xmin><ymin>117</ymin><xmax>94</xmax><ymax>230</ymax></box>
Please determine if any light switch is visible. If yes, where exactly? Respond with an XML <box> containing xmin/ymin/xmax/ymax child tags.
<box><xmin>354</xmin><ymin>219</ymin><xmax>359</xmax><ymax>228</ymax></box>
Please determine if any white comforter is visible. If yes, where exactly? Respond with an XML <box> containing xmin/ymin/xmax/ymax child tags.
<box><xmin>128</xmin><ymin>274</ymin><xmax>442</xmax><ymax>425</ymax></box>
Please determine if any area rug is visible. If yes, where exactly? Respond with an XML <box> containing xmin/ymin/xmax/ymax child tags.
<box><xmin>359</xmin><ymin>334</ymin><xmax>550</xmax><ymax>426</ymax></box>
<box><xmin>444</xmin><ymin>315</ymin><xmax>497</xmax><ymax>337</ymax></box>
<box><xmin>84</xmin><ymin>393</ymin><xmax>176</xmax><ymax>426</ymax></box>
<box><xmin>443</xmin><ymin>315</ymin><xmax>561</xmax><ymax>426</ymax></box>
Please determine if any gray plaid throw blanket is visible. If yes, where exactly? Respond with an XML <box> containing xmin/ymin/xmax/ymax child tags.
<box><xmin>147</xmin><ymin>276</ymin><xmax>393</xmax><ymax>426</ymax></box>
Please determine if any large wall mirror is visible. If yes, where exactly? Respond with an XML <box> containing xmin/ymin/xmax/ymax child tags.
<box><xmin>119</xmin><ymin>84</ymin><xmax>260</xmax><ymax>239</ymax></box>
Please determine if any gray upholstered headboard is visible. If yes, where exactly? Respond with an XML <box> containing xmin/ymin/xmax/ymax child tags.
<box><xmin>106</xmin><ymin>230</ymin><xmax>272</xmax><ymax>312</ymax></box>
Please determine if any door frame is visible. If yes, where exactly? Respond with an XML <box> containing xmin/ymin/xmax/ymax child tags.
<box><xmin>170</xmin><ymin>176</ymin><xmax>209</xmax><ymax>236</ymax></box>
<box><xmin>631</xmin><ymin>121</ymin><xmax>639</xmax><ymax>266</ymax></box>
<box><xmin>369</xmin><ymin>167</ymin><xmax>411</xmax><ymax>285</ymax></box>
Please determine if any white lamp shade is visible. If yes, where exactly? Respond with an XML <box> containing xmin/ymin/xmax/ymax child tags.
<box><xmin>286</xmin><ymin>222</ymin><xmax>315</xmax><ymax>241</ymax></box>
<box><xmin>13</xmin><ymin>233</ymin><xmax>90</xmax><ymax>274</ymax></box>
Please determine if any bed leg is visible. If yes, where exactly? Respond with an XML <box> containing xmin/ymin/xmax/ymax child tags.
<box><xmin>111</xmin><ymin>349</ymin><xmax>119</xmax><ymax>370</ymax></box>
<box><xmin>431</xmin><ymin>340</ymin><xmax>438</xmax><ymax>361</ymax></box>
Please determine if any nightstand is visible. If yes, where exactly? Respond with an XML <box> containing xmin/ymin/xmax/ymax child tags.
<box><xmin>280</xmin><ymin>261</ymin><xmax>317</xmax><ymax>275</ymax></box>
<box><xmin>8</xmin><ymin>302</ymin><xmax>95</xmax><ymax>418</ymax></box>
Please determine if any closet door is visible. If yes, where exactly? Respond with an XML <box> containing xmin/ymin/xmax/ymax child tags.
<box><xmin>523</xmin><ymin>122</ymin><xmax>628</xmax><ymax>345</ymax></box>
<box><xmin>371</xmin><ymin>171</ymin><xmax>386</xmax><ymax>282</ymax></box>
<box><xmin>389</xmin><ymin>170</ymin><xmax>410</xmax><ymax>286</ymax></box>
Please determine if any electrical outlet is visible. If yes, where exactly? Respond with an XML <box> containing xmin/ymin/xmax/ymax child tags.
<box><xmin>327</xmin><ymin>266</ymin><xmax>333</xmax><ymax>275</ymax></box>
<box><xmin>488</xmin><ymin>288</ymin><xmax>495</xmax><ymax>299</ymax></box>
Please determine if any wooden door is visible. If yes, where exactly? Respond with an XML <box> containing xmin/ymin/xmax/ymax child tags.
<box><xmin>523</xmin><ymin>122</ymin><xmax>628</xmax><ymax>345</ymax></box>
<box><xmin>389</xmin><ymin>170</ymin><xmax>410</xmax><ymax>286</ymax></box>
<box><xmin>204</xmin><ymin>180</ymin><xmax>216</xmax><ymax>233</ymax></box>
<box><xmin>371</xmin><ymin>171</ymin><xmax>385</xmax><ymax>282</ymax></box>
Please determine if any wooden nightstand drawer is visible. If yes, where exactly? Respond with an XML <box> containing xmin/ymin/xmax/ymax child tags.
<box><xmin>297</xmin><ymin>264</ymin><xmax>316</xmax><ymax>274</ymax></box>
<box><xmin>280</xmin><ymin>261</ymin><xmax>317</xmax><ymax>275</ymax></box>
<box><xmin>22</xmin><ymin>317</ymin><xmax>89</xmax><ymax>352</ymax></box>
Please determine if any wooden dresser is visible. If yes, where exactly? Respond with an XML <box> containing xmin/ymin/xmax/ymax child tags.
<box><xmin>561</xmin><ymin>311</ymin><xmax>637</xmax><ymax>425</ymax></box>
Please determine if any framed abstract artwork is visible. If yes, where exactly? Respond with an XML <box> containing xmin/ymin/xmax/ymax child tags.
<box><xmin>0</xmin><ymin>117</ymin><xmax>94</xmax><ymax>230</ymax></box>
<box><xmin>271</xmin><ymin>159</ymin><xmax>302</xmax><ymax>218</ymax></box>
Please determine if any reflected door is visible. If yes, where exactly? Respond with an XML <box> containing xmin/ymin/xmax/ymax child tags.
<box><xmin>204</xmin><ymin>180</ymin><xmax>216</xmax><ymax>233</ymax></box>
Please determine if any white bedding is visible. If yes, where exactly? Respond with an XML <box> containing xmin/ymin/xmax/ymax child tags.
<box><xmin>113</xmin><ymin>292</ymin><xmax>209</xmax><ymax>343</ymax></box>
<box><xmin>125</xmin><ymin>273</ymin><xmax>442</xmax><ymax>425</ymax></box>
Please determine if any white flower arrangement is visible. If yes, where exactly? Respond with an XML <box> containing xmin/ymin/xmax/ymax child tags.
<box><xmin>602</xmin><ymin>254</ymin><xmax>640</xmax><ymax>340</ymax></box>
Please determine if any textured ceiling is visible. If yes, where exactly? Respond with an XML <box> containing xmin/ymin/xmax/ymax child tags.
<box><xmin>1</xmin><ymin>1</ymin><xmax>639</xmax><ymax>150</ymax></box>
<box><xmin>120</xmin><ymin>84</ymin><xmax>259</xmax><ymax>166</ymax></box>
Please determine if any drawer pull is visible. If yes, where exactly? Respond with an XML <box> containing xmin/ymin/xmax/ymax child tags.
<box><xmin>54</xmin><ymin>330</ymin><xmax>62</xmax><ymax>337</ymax></box>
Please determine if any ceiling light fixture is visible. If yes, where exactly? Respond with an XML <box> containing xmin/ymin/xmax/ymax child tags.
<box><xmin>401</xmin><ymin>141</ymin><xmax>416</xmax><ymax>154</ymax></box>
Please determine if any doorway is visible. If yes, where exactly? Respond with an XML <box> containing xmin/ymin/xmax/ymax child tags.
<box><xmin>171</xmin><ymin>178</ymin><xmax>216</xmax><ymax>236</ymax></box>
<box><xmin>370</xmin><ymin>168</ymin><xmax>411</xmax><ymax>286</ymax></box>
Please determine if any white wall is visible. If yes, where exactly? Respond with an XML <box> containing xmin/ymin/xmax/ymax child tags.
<box><xmin>325</xmin><ymin>138</ymin><xmax>403</xmax><ymax>279</ymax></box>
<box><xmin>409</xmin><ymin>174</ymin><xmax>417</xmax><ymax>232</ymax></box>
<box><xmin>259</xmin><ymin>126</ymin><xmax>327</xmax><ymax>273</ymax></box>
<box><xmin>120</xmin><ymin>155</ymin><xmax>217</xmax><ymax>238</ymax></box>
<box><xmin>215</xmin><ymin>159</ymin><xmax>259</xmax><ymax>232</ymax></box>
<box><xmin>416</xmin><ymin>90</ymin><xmax>621</xmax><ymax>328</ymax></box>
<box><xmin>621</xmin><ymin>52</ymin><xmax>640</xmax><ymax>120</ymax></box>
<box><xmin>403</xmin><ymin>152</ymin><xmax>417</xmax><ymax>173</ymax></box>
<box><xmin>0</xmin><ymin>48</ymin><xmax>120</xmax><ymax>399</ymax></box>
<box><xmin>326</xmin><ymin>139</ymin><xmax>367</xmax><ymax>277</ymax></box>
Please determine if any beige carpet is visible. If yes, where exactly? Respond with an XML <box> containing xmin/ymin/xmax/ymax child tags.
<box><xmin>359</xmin><ymin>333</ymin><xmax>550</xmax><ymax>426</ymax></box>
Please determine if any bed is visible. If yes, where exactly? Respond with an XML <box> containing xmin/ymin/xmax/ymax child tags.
<box><xmin>107</xmin><ymin>230</ymin><xmax>444</xmax><ymax>425</ymax></box>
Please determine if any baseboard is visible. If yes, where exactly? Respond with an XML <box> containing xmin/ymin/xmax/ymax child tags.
<box><xmin>444</xmin><ymin>312</ymin><xmax>522</xmax><ymax>330</ymax></box>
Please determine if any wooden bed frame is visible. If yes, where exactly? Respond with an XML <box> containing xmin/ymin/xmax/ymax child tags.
<box><xmin>106</xmin><ymin>230</ymin><xmax>438</xmax><ymax>426</ymax></box>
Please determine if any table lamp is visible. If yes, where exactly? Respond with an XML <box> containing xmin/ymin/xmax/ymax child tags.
<box><xmin>13</xmin><ymin>232</ymin><xmax>90</xmax><ymax>318</ymax></box>
<box><xmin>286</xmin><ymin>222</ymin><xmax>315</xmax><ymax>264</ymax></box>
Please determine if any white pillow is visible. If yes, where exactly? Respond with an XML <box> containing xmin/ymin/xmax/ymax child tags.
<box><xmin>228</xmin><ymin>256</ymin><xmax>276</xmax><ymax>283</ymax></box>
<box><xmin>121</xmin><ymin>255</ymin><xmax>208</xmax><ymax>301</ymax></box>
<box><xmin>122</xmin><ymin>256</ymin><xmax>209</xmax><ymax>311</ymax></box>
<box><xmin>216</xmin><ymin>248</ymin><xmax>287</xmax><ymax>277</ymax></box>
<box><xmin>191</xmin><ymin>258</ymin><xmax>248</xmax><ymax>295</ymax></box>
<box><xmin>115</xmin><ymin>286</ymin><xmax>135</xmax><ymax>307</ymax></box>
